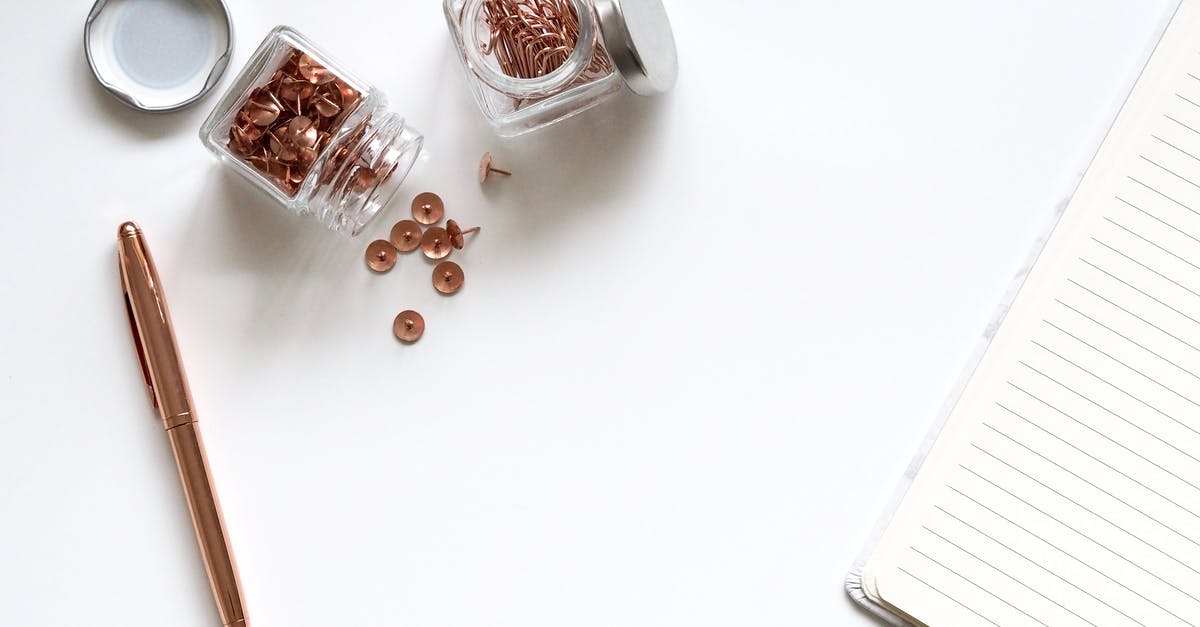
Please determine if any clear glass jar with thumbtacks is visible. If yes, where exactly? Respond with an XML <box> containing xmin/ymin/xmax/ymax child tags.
<box><xmin>200</xmin><ymin>26</ymin><xmax>423</xmax><ymax>236</ymax></box>
<box><xmin>444</xmin><ymin>0</ymin><xmax>679</xmax><ymax>136</ymax></box>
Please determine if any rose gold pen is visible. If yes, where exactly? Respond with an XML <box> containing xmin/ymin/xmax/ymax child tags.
<box><xmin>117</xmin><ymin>221</ymin><xmax>250</xmax><ymax>627</ymax></box>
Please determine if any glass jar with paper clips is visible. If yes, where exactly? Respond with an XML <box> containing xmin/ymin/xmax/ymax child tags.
<box><xmin>444</xmin><ymin>0</ymin><xmax>680</xmax><ymax>136</ymax></box>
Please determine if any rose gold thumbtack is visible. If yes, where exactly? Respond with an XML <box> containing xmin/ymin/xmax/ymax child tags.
<box><xmin>412</xmin><ymin>192</ymin><xmax>445</xmax><ymax>225</ymax></box>
<box><xmin>433</xmin><ymin>261</ymin><xmax>465</xmax><ymax>295</ymax></box>
<box><xmin>298</xmin><ymin>54</ymin><xmax>336</xmax><ymax>85</ymax></box>
<box><xmin>390</xmin><ymin>220</ymin><xmax>424</xmax><ymax>253</ymax></box>
<box><xmin>365</xmin><ymin>240</ymin><xmax>398</xmax><ymax>273</ymax></box>
<box><xmin>310</xmin><ymin>89</ymin><xmax>342</xmax><ymax>118</ymax></box>
<box><xmin>421</xmin><ymin>227</ymin><xmax>452</xmax><ymax>260</ymax></box>
<box><xmin>277</xmin><ymin>75</ymin><xmax>316</xmax><ymax>104</ymax></box>
<box><xmin>478</xmin><ymin>152</ymin><xmax>512</xmax><ymax>183</ymax></box>
<box><xmin>244</xmin><ymin>89</ymin><xmax>282</xmax><ymax>126</ymax></box>
<box><xmin>393</xmin><ymin>310</ymin><xmax>426</xmax><ymax>343</ymax></box>
<box><xmin>445</xmin><ymin>219</ymin><xmax>481</xmax><ymax>250</ymax></box>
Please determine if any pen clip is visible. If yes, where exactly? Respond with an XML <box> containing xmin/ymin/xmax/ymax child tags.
<box><xmin>119</xmin><ymin>256</ymin><xmax>158</xmax><ymax>409</ymax></box>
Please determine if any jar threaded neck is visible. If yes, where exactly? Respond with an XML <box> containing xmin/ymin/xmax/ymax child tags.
<box><xmin>309</xmin><ymin>108</ymin><xmax>422</xmax><ymax>236</ymax></box>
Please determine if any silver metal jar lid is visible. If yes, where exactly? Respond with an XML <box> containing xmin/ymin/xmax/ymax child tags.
<box><xmin>84</xmin><ymin>0</ymin><xmax>234</xmax><ymax>112</ymax></box>
<box><xmin>594</xmin><ymin>0</ymin><xmax>678</xmax><ymax>96</ymax></box>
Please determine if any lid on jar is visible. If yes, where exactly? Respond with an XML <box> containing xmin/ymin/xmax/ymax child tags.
<box><xmin>594</xmin><ymin>0</ymin><xmax>678</xmax><ymax>96</ymax></box>
<box><xmin>84</xmin><ymin>0</ymin><xmax>233</xmax><ymax>112</ymax></box>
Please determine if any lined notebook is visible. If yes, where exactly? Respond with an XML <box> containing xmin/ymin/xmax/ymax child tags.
<box><xmin>854</xmin><ymin>3</ymin><xmax>1200</xmax><ymax>626</ymax></box>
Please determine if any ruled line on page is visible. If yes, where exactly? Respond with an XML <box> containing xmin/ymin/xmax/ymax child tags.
<box><xmin>1047</xmin><ymin>303</ymin><xmax>1199</xmax><ymax>380</ymax></box>
<box><xmin>917</xmin><ymin>526</ymin><xmax>1100</xmax><ymax>627</ymax></box>
<box><xmin>1077</xmin><ymin>259</ymin><xmax>1200</xmax><ymax>328</ymax></box>
<box><xmin>994</xmin><ymin>402</ymin><xmax>1200</xmax><ymax>533</ymax></box>
<box><xmin>1053</xmin><ymin>300</ymin><xmax>1200</xmax><ymax>382</ymax></box>
<box><xmin>1064</xmin><ymin>279</ymin><xmax>1200</xmax><ymax>354</ymax></box>
<box><xmin>1006</xmin><ymin>381</ymin><xmax>1200</xmax><ymax>491</ymax></box>
<box><xmin>1141</xmin><ymin>153</ymin><xmax>1200</xmax><ymax>190</ymax></box>
<box><xmin>1115</xmin><ymin>196</ymin><xmax>1200</xmax><ymax>244</ymax></box>
<box><xmin>897</xmin><ymin>567</ymin><xmax>1002</xmax><ymax>627</ymax></box>
<box><xmin>1176</xmin><ymin>93</ymin><xmax>1200</xmax><ymax>111</ymax></box>
<box><xmin>1099</xmin><ymin>220</ymin><xmax>1200</xmax><ymax>273</ymax></box>
<box><xmin>926</xmin><ymin>499</ymin><xmax>1142</xmax><ymax>619</ymax></box>
<box><xmin>935</xmin><ymin>498</ymin><xmax>1157</xmax><ymax>626</ymax></box>
<box><xmin>1128</xmin><ymin>176</ymin><xmax>1200</xmax><ymax>218</ymax></box>
<box><xmin>1017</xmin><ymin>361</ymin><xmax>1200</xmax><ymax>465</ymax></box>
<box><xmin>1088</xmin><ymin>239</ymin><xmax>1200</xmax><ymax>301</ymax></box>
<box><xmin>972</xmin><ymin>438</ymin><xmax>1200</xmax><ymax>560</ymax></box>
<box><xmin>1163</xmin><ymin>115</ymin><xmax>1200</xmax><ymax>140</ymax></box>
<box><xmin>1042</xmin><ymin>320</ymin><xmax>1200</xmax><ymax>410</ymax></box>
<box><xmin>952</xmin><ymin>462</ymin><xmax>1196</xmax><ymax>626</ymax></box>
<box><xmin>1031</xmin><ymin>341</ymin><xmax>1200</xmax><ymax>438</ymax></box>
<box><xmin>908</xmin><ymin>547</ymin><xmax>1051</xmax><ymax>626</ymax></box>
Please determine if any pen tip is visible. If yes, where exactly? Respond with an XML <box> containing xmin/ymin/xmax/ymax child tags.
<box><xmin>118</xmin><ymin>221</ymin><xmax>141</xmax><ymax>239</ymax></box>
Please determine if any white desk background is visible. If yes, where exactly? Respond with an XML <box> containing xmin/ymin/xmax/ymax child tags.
<box><xmin>0</xmin><ymin>1</ymin><xmax>1178</xmax><ymax>625</ymax></box>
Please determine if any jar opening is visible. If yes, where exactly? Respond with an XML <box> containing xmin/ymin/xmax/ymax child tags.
<box><xmin>480</xmin><ymin>0</ymin><xmax>584</xmax><ymax>78</ymax></box>
<box><xmin>462</xmin><ymin>0</ymin><xmax>606</xmax><ymax>97</ymax></box>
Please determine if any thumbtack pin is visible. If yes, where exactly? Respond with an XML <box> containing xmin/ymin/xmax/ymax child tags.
<box><xmin>412</xmin><ymin>192</ymin><xmax>445</xmax><ymax>225</ymax></box>
<box><xmin>445</xmin><ymin>219</ymin><xmax>481</xmax><ymax>250</ymax></box>
<box><xmin>365</xmin><ymin>240</ymin><xmax>398</xmax><ymax>273</ymax></box>
<box><xmin>433</xmin><ymin>261</ymin><xmax>465</xmax><ymax>295</ymax></box>
<box><xmin>478</xmin><ymin>152</ymin><xmax>512</xmax><ymax>183</ymax></box>
<box><xmin>393</xmin><ymin>310</ymin><xmax>426</xmax><ymax>343</ymax></box>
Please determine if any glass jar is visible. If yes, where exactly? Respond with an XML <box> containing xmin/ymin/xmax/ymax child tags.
<box><xmin>200</xmin><ymin>26</ymin><xmax>423</xmax><ymax>236</ymax></box>
<box><xmin>443</xmin><ymin>0</ymin><xmax>678</xmax><ymax>137</ymax></box>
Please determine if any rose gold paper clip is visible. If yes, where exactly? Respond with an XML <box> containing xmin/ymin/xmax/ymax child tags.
<box><xmin>117</xmin><ymin>221</ymin><xmax>250</xmax><ymax>627</ymax></box>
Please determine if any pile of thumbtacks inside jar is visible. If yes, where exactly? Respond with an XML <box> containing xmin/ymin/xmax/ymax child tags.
<box><xmin>365</xmin><ymin>153</ymin><xmax>512</xmax><ymax>344</ymax></box>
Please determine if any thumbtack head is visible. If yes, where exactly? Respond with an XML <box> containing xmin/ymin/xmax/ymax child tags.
<box><xmin>433</xmin><ymin>261</ymin><xmax>465</xmax><ymax>295</ymax></box>
<box><xmin>297</xmin><ymin>54</ymin><xmax>336</xmax><ymax>85</ymax></box>
<box><xmin>446</xmin><ymin>219</ymin><xmax>481</xmax><ymax>250</ymax></box>
<box><xmin>365</xmin><ymin>240</ymin><xmax>398</xmax><ymax>273</ymax></box>
<box><xmin>390</xmin><ymin>220</ymin><xmax>424</xmax><ymax>253</ymax></box>
<box><xmin>412</xmin><ymin>192</ymin><xmax>445</xmax><ymax>225</ymax></box>
<box><xmin>421</xmin><ymin>227</ymin><xmax>452</xmax><ymax>260</ymax></box>
<box><xmin>393</xmin><ymin>310</ymin><xmax>426</xmax><ymax>343</ymax></box>
<box><xmin>479</xmin><ymin>152</ymin><xmax>512</xmax><ymax>183</ymax></box>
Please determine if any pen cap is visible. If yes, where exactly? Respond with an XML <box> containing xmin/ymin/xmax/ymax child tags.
<box><xmin>118</xmin><ymin>222</ymin><xmax>196</xmax><ymax>427</ymax></box>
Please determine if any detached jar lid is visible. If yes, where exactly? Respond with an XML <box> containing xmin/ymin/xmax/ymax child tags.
<box><xmin>594</xmin><ymin>0</ymin><xmax>678</xmax><ymax>96</ymax></box>
<box><xmin>85</xmin><ymin>0</ymin><xmax>233</xmax><ymax>112</ymax></box>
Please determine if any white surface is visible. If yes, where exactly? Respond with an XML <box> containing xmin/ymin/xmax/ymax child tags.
<box><xmin>0</xmin><ymin>1</ymin><xmax>1176</xmax><ymax>625</ymax></box>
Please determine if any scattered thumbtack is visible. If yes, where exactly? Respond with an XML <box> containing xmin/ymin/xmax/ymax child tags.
<box><xmin>433</xmin><ymin>261</ymin><xmax>465</xmax><ymax>295</ymax></box>
<box><xmin>412</xmin><ymin>192</ymin><xmax>445</xmax><ymax>225</ymax></box>
<box><xmin>421</xmin><ymin>227</ymin><xmax>453</xmax><ymax>260</ymax></box>
<box><xmin>390</xmin><ymin>220</ymin><xmax>424</xmax><ymax>253</ymax></box>
<box><xmin>365</xmin><ymin>240</ymin><xmax>398</xmax><ymax>273</ymax></box>
<box><xmin>478</xmin><ymin>152</ymin><xmax>511</xmax><ymax>183</ymax></box>
<box><xmin>393</xmin><ymin>310</ymin><xmax>425</xmax><ymax>343</ymax></box>
<box><xmin>445</xmin><ymin>219</ymin><xmax>481</xmax><ymax>250</ymax></box>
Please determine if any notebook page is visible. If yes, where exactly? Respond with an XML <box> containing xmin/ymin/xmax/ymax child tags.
<box><xmin>861</xmin><ymin>3</ymin><xmax>1200</xmax><ymax>626</ymax></box>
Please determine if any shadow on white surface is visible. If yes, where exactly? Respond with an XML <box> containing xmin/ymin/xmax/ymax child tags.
<box><xmin>181</xmin><ymin>166</ymin><xmax>363</xmax><ymax>343</ymax></box>
<box><xmin>484</xmin><ymin>90</ymin><xmax>671</xmax><ymax>235</ymax></box>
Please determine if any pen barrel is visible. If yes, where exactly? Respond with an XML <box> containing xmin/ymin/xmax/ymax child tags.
<box><xmin>168</xmin><ymin>422</ymin><xmax>249</xmax><ymax>627</ymax></box>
